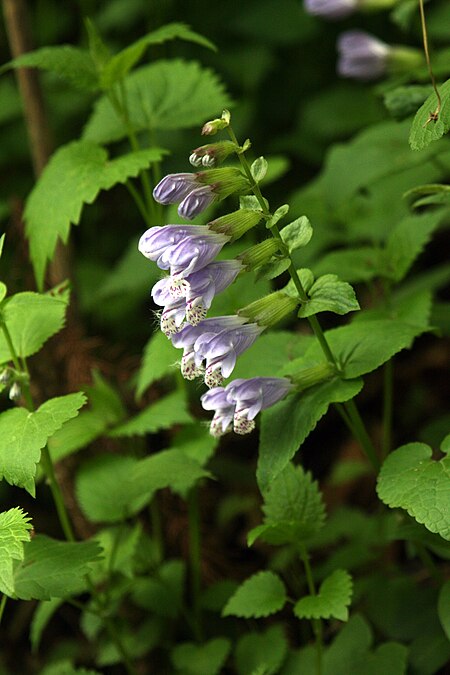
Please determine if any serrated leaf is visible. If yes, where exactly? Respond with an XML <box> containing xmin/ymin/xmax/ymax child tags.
<box><xmin>13</xmin><ymin>535</ymin><xmax>102</xmax><ymax>600</ymax></box>
<box><xmin>76</xmin><ymin>455</ymin><xmax>148</xmax><ymax>523</ymax></box>
<box><xmin>0</xmin><ymin>393</ymin><xmax>86</xmax><ymax>495</ymax></box>
<box><xmin>257</xmin><ymin>378</ymin><xmax>363</xmax><ymax>492</ymax></box>
<box><xmin>136</xmin><ymin>331</ymin><xmax>179</xmax><ymax>398</ymax></box>
<box><xmin>383</xmin><ymin>212</ymin><xmax>443</xmax><ymax>282</ymax></box>
<box><xmin>249</xmin><ymin>463</ymin><xmax>325</xmax><ymax>547</ymax></box>
<box><xmin>30</xmin><ymin>598</ymin><xmax>64</xmax><ymax>652</ymax></box>
<box><xmin>280</xmin><ymin>216</ymin><xmax>312</xmax><ymax>253</ymax></box>
<box><xmin>251</xmin><ymin>156</ymin><xmax>268</xmax><ymax>183</ymax></box>
<box><xmin>131</xmin><ymin>448</ymin><xmax>211</xmax><ymax>499</ymax></box>
<box><xmin>236</xmin><ymin>625</ymin><xmax>288</xmax><ymax>675</ymax></box>
<box><xmin>409</xmin><ymin>78</ymin><xmax>450</xmax><ymax>151</ymax></box>
<box><xmin>109</xmin><ymin>390</ymin><xmax>192</xmax><ymax>436</ymax></box>
<box><xmin>294</xmin><ymin>569</ymin><xmax>353</xmax><ymax>621</ymax></box>
<box><xmin>100</xmin><ymin>23</ymin><xmax>215</xmax><ymax>89</ymax></box>
<box><xmin>1</xmin><ymin>46</ymin><xmax>98</xmax><ymax>92</ymax></box>
<box><xmin>0</xmin><ymin>292</ymin><xmax>67</xmax><ymax>362</ymax></box>
<box><xmin>83</xmin><ymin>60</ymin><xmax>231</xmax><ymax>143</ymax></box>
<box><xmin>24</xmin><ymin>142</ymin><xmax>166</xmax><ymax>289</ymax></box>
<box><xmin>132</xmin><ymin>559</ymin><xmax>185</xmax><ymax>617</ymax></box>
<box><xmin>223</xmin><ymin>571</ymin><xmax>287</xmax><ymax>618</ymax></box>
<box><xmin>172</xmin><ymin>638</ymin><xmax>231</xmax><ymax>675</ymax></box>
<box><xmin>377</xmin><ymin>442</ymin><xmax>450</xmax><ymax>540</ymax></box>
<box><xmin>0</xmin><ymin>508</ymin><xmax>32</xmax><ymax>596</ymax></box>
<box><xmin>298</xmin><ymin>274</ymin><xmax>359</xmax><ymax>318</ymax></box>
<box><xmin>438</xmin><ymin>580</ymin><xmax>450</xmax><ymax>641</ymax></box>
<box><xmin>313</xmin><ymin>247</ymin><xmax>385</xmax><ymax>283</ymax></box>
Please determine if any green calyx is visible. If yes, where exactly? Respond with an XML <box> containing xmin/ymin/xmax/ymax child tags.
<box><xmin>237</xmin><ymin>239</ymin><xmax>281</xmax><ymax>270</ymax></box>
<box><xmin>238</xmin><ymin>290</ymin><xmax>299</xmax><ymax>327</ymax></box>
<box><xmin>208</xmin><ymin>208</ymin><xmax>263</xmax><ymax>240</ymax></box>
<box><xmin>197</xmin><ymin>167</ymin><xmax>250</xmax><ymax>199</ymax></box>
<box><xmin>290</xmin><ymin>362</ymin><xmax>336</xmax><ymax>390</ymax></box>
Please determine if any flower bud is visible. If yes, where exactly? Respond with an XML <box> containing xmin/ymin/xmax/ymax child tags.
<box><xmin>208</xmin><ymin>208</ymin><xmax>263</xmax><ymax>240</ymax></box>
<box><xmin>9</xmin><ymin>381</ymin><xmax>21</xmax><ymax>401</ymax></box>
<box><xmin>237</xmin><ymin>239</ymin><xmax>281</xmax><ymax>271</ymax></box>
<box><xmin>0</xmin><ymin>368</ymin><xmax>11</xmax><ymax>385</ymax></box>
<box><xmin>290</xmin><ymin>362</ymin><xmax>336</xmax><ymax>390</ymax></box>
<box><xmin>201</xmin><ymin>109</ymin><xmax>231</xmax><ymax>136</ymax></box>
<box><xmin>189</xmin><ymin>141</ymin><xmax>237</xmax><ymax>168</ymax></box>
<box><xmin>196</xmin><ymin>168</ymin><xmax>250</xmax><ymax>200</ymax></box>
<box><xmin>238</xmin><ymin>291</ymin><xmax>299</xmax><ymax>327</ymax></box>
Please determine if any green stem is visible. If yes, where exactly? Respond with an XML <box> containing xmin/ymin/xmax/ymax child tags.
<box><xmin>345</xmin><ymin>399</ymin><xmax>380</xmax><ymax>470</ymax></box>
<box><xmin>298</xmin><ymin>546</ymin><xmax>323</xmax><ymax>675</ymax></box>
<box><xmin>126</xmin><ymin>179</ymin><xmax>152</xmax><ymax>227</ymax></box>
<box><xmin>382</xmin><ymin>359</ymin><xmax>393</xmax><ymax>460</ymax></box>
<box><xmin>103</xmin><ymin>615</ymin><xmax>138</xmax><ymax>675</ymax></box>
<box><xmin>0</xmin><ymin>594</ymin><xmax>7</xmax><ymax>625</ymax></box>
<box><xmin>40</xmin><ymin>445</ymin><xmax>76</xmax><ymax>541</ymax></box>
<box><xmin>0</xmin><ymin>320</ymin><xmax>21</xmax><ymax>371</ymax></box>
<box><xmin>188</xmin><ymin>486</ymin><xmax>203</xmax><ymax>642</ymax></box>
<box><xmin>150</xmin><ymin>497</ymin><xmax>164</xmax><ymax>565</ymax></box>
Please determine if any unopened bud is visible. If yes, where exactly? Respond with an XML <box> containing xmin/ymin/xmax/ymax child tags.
<box><xmin>208</xmin><ymin>208</ymin><xmax>263</xmax><ymax>240</ymax></box>
<box><xmin>237</xmin><ymin>239</ymin><xmax>280</xmax><ymax>270</ymax></box>
<box><xmin>189</xmin><ymin>141</ymin><xmax>237</xmax><ymax>168</ymax></box>
<box><xmin>0</xmin><ymin>368</ymin><xmax>11</xmax><ymax>385</ymax></box>
<box><xmin>201</xmin><ymin>109</ymin><xmax>231</xmax><ymax>136</ymax></box>
<box><xmin>290</xmin><ymin>362</ymin><xmax>336</xmax><ymax>390</ymax></box>
<box><xmin>9</xmin><ymin>382</ymin><xmax>21</xmax><ymax>401</ymax></box>
<box><xmin>238</xmin><ymin>291</ymin><xmax>299</xmax><ymax>327</ymax></box>
<box><xmin>196</xmin><ymin>168</ymin><xmax>249</xmax><ymax>200</ymax></box>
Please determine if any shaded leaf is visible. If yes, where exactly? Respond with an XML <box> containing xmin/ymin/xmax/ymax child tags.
<box><xmin>294</xmin><ymin>569</ymin><xmax>353</xmax><ymax>621</ymax></box>
<box><xmin>171</xmin><ymin>638</ymin><xmax>231</xmax><ymax>675</ymax></box>
<box><xmin>131</xmin><ymin>448</ymin><xmax>210</xmax><ymax>499</ymax></box>
<box><xmin>136</xmin><ymin>331</ymin><xmax>179</xmax><ymax>398</ymax></box>
<box><xmin>409</xmin><ymin>78</ymin><xmax>450</xmax><ymax>151</ymax></box>
<box><xmin>0</xmin><ymin>508</ymin><xmax>32</xmax><ymax>596</ymax></box>
<box><xmin>438</xmin><ymin>581</ymin><xmax>450</xmax><ymax>641</ymax></box>
<box><xmin>223</xmin><ymin>571</ymin><xmax>287</xmax><ymax>618</ymax></box>
<box><xmin>109</xmin><ymin>390</ymin><xmax>192</xmax><ymax>436</ymax></box>
<box><xmin>30</xmin><ymin>598</ymin><xmax>64</xmax><ymax>652</ymax></box>
<box><xmin>236</xmin><ymin>625</ymin><xmax>288</xmax><ymax>675</ymax></box>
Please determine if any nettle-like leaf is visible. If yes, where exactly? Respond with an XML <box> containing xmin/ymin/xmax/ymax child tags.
<box><xmin>257</xmin><ymin>378</ymin><xmax>363</xmax><ymax>492</ymax></box>
<box><xmin>298</xmin><ymin>274</ymin><xmax>360</xmax><ymax>318</ymax></box>
<box><xmin>248</xmin><ymin>463</ymin><xmax>326</xmax><ymax>547</ymax></box>
<box><xmin>409</xmin><ymin>78</ymin><xmax>450</xmax><ymax>151</ymax></box>
<box><xmin>132</xmin><ymin>559</ymin><xmax>185</xmax><ymax>618</ymax></box>
<box><xmin>0</xmin><ymin>393</ymin><xmax>86</xmax><ymax>495</ymax></box>
<box><xmin>12</xmin><ymin>534</ymin><xmax>102</xmax><ymax>600</ymax></box>
<box><xmin>280</xmin><ymin>216</ymin><xmax>313</xmax><ymax>253</ymax></box>
<box><xmin>24</xmin><ymin>141</ymin><xmax>167</xmax><ymax>289</ymax></box>
<box><xmin>294</xmin><ymin>569</ymin><xmax>353</xmax><ymax>622</ymax></box>
<box><xmin>136</xmin><ymin>331</ymin><xmax>179</xmax><ymax>398</ymax></box>
<box><xmin>171</xmin><ymin>638</ymin><xmax>231</xmax><ymax>675</ymax></box>
<box><xmin>1</xmin><ymin>46</ymin><xmax>99</xmax><ymax>92</ymax></box>
<box><xmin>0</xmin><ymin>508</ymin><xmax>32</xmax><ymax>596</ymax></box>
<box><xmin>0</xmin><ymin>292</ymin><xmax>68</xmax><ymax>363</ymax></box>
<box><xmin>131</xmin><ymin>448</ymin><xmax>211</xmax><ymax>499</ymax></box>
<box><xmin>109</xmin><ymin>390</ymin><xmax>192</xmax><ymax>436</ymax></box>
<box><xmin>222</xmin><ymin>571</ymin><xmax>287</xmax><ymax>618</ymax></box>
<box><xmin>83</xmin><ymin>60</ymin><xmax>232</xmax><ymax>144</ymax></box>
<box><xmin>235</xmin><ymin>625</ymin><xmax>288</xmax><ymax>675</ymax></box>
<box><xmin>377</xmin><ymin>441</ymin><xmax>450</xmax><ymax>540</ymax></box>
<box><xmin>100</xmin><ymin>22</ymin><xmax>215</xmax><ymax>89</ymax></box>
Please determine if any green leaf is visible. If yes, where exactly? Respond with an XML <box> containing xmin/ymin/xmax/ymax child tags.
<box><xmin>13</xmin><ymin>535</ymin><xmax>102</xmax><ymax>600</ymax></box>
<box><xmin>377</xmin><ymin>442</ymin><xmax>450</xmax><ymax>540</ymax></box>
<box><xmin>1</xmin><ymin>46</ymin><xmax>98</xmax><ymax>92</ymax></box>
<box><xmin>280</xmin><ymin>216</ymin><xmax>313</xmax><ymax>253</ymax></box>
<box><xmin>76</xmin><ymin>455</ymin><xmax>149</xmax><ymax>523</ymax></box>
<box><xmin>0</xmin><ymin>292</ymin><xmax>67</xmax><ymax>362</ymax></box>
<box><xmin>132</xmin><ymin>559</ymin><xmax>185</xmax><ymax>618</ymax></box>
<box><xmin>313</xmin><ymin>247</ymin><xmax>384</xmax><ymax>283</ymax></box>
<box><xmin>171</xmin><ymin>638</ymin><xmax>231</xmax><ymax>675</ymax></box>
<box><xmin>438</xmin><ymin>580</ymin><xmax>450</xmax><ymax>641</ymax></box>
<box><xmin>409</xmin><ymin>78</ymin><xmax>450</xmax><ymax>151</ymax></box>
<box><xmin>0</xmin><ymin>393</ymin><xmax>86</xmax><ymax>495</ymax></box>
<box><xmin>298</xmin><ymin>274</ymin><xmax>360</xmax><ymax>318</ymax></box>
<box><xmin>236</xmin><ymin>625</ymin><xmax>288</xmax><ymax>675</ymax></box>
<box><xmin>248</xmin><ymin>463</ymin><xmax>326</xmax><ymax>547</ymax></box>
<box><xmin>294</xmin><ymin>569</ymin><xmax>353</xmax><ymax>622</ymax></box>
<box><xmin>30</xmin><ymin>598</ymin><xmax>64</xmax><ymax>652</ymax></box>
<box><xmin>24</xmin><ymin>142</ymin><xmax>167</xmax><ymax>289</ymax></box>
<box><xmin>136</xmin><ymin>331</ymin><xmax>179</xmax><ymax>398</ymax></box>
<box><xmin>383</xmin><ymin>212</ymin><xmax>443</xmax><ymax>282</ymax></box>
<box><xmin>100</xmin><ymin>23</ymin><xmax>215</xmax><ymax>88</ymax></box>
<box><xmin>251</xmin><ymin>156</ymin><xmax>268</xmax><ymax>183</ymax></box>
<box><xmin>109</xmin><ymin>390</ymin><xmax>192</xmax><ymax>436</ymax></box>
<box><xmin>384</xmin><ymin>85</ymin><xmax>430</xmax><ymax>120</ymax></box>
<box><xmin>223</xmin><ymin>571</ymin><xmax>287</xmax><ymax>618</ymax></box>
<box><xmin>172</xmin><ymin>425</ymin><xmax>219</xmax><ymax>466</ymax></box>
<box><xmin>257</xmin><ymin>378</ymin><xmax>363</xmax><ymax>492</ymax></box>
<box><xmin>90</xmin><ymin>524</ymin><xmax>142</xmax><ymax>582</ymax></box>
<box><xmin>0</xmin><ymin>508</ymin><xmax>32</xmax><ymax>596</ymax></box>
<box><xmin>83</xmin><ymin>60</ymin><xmax>231</xmax><ymax>144</ymax></box>
<box><xmin>131</xmin><ymin>449</ymin><xmax>210</xmax><ymax>499</ymax></box>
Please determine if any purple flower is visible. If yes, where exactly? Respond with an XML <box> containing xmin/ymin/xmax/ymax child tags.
<box><xmin>304</xmin><ymin>0</ymin><xmax>357</xmax><ymax>19</ymax></box>
<box><xmin>159</xmin><ymin>299</ymin><xmax>187</xmax><ymax>337</ymax></box>
<box><xmin>337</xmin><ymin>31</ymin><xmax>389</xmax><ymax>81</ymax></box>
<box><xmin>138</xmin><ymin>225</ymin><xmax>206</xmax><ymax>262</ymax></box>
<box><xmin>158</xmin><ymin>231</ymin><xmax>230</xmax><ymax>278</ymax></box>
<box><xmin>153</xmin><ymin>173</ymin><xmax>197</xmax><ymax>205</ymax></box>
<box><xmin>201</xmin><ymin>377</ymin><xmax>293</xmax><ymax>437</ymax></box>
<box><xmin>178</xmin><ymin>185</ymin><xmax>216</xmax><ymax>219</ymax></box>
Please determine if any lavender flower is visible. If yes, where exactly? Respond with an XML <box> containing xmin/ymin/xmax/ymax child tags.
<box><xmin>337</xmin><ymin>31</ymin><xmax>389</xmax><ymax>81</ymax></box>
<box><xmin>159</xmin><ymin>299</ymin><xmax>187</xmax><ymax>337</ymax></box>
<box><xmin>178</xmin><ymin>185</ymin><xmax>216</xmax><ymax>220</ymax></box>
<box><xmin>138</xmin><ymin>225</ymin><xmax>206</xmax><ymax>262</ymax></box>
<box><xmin>201</xmin><ymin>377</ymin><xmax>293</xmax><ymax>437</ymax></box>
<box><xmin>153</xmin><ymin>173</ymin><xmax>197</xmax><ymax>205</ymax></box>
<box><xmin>304</xmin><ymin>0</ymin><xmax>358</xmax><ymax>20</ymax></box>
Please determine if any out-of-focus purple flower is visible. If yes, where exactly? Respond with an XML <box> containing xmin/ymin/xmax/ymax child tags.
<box><xmin>153</xmin><ymin>173</ymin><xmax>197</xmax><ymax>205</ymax></box>
<box><xmin>138</xmin><ymin>225</ymin><xmax>206</xmax><ymax>262</ymax></box>
<box><xmin>337</xmin><ymin>31</ymin><xmax>389</xmax><ymax>80</ymax></box>
<box><xmin>178</xmin><ymin>185</ymin><xmax>216</xmax><ymax>219</ymax></box>
<box><xmin>201</xmin><ymin>377</ymin><xmax>293</xmax><ymax>437</ymax></box>
<box><xmin>304</xmin><ymin>0</ymin><xmax>358</xmax><ymax>20</ymax></box>
<box><xmin>195</xmin><ymin>322</ymin><xmax>264</xmax><ymax>388</ymax></box>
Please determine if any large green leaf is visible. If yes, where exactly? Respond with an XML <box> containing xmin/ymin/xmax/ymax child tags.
<box><xmin>83</xmin><ymin>60</ymin><xmax>231</xmax><ymax>143</ymax></box>
<box><xmin>294</xmin><ymin>569</ymin><xmax>353</xmax><ymax>622</ymax></box>
<box><xmin>24</xmin><ymin>141</ymin><xmax>166</xmax><ymax>289</ymax></box>
<box><xmin>223</xmin><ymin>571</ymin><xmax>287</xmax><ymax>618</ymax></box>
<box><xmin>0</xmin><ymin>292</ymin><xmax>68</xmax><ymax>362</ymax></box>
<box><xmin>409</xmin><ymin>78</ymin><xmax>450</xmax><ymax>150</ymax></box>
<box><xmin>298</xmin><ymin>274</ymin><xmax>360</xmax><ymax>318</ymax></box>
<box><xmin>0</xmin><ymin>393</ymin><xmax>86</xmax><ymax>495</ymax></box>
<box><xmin>136</xmin><ymin>331</ymin><xmax>179</xmax><ymax>398</ymax></box>
<box><xmin>109</xmin><ymin>390</ymin><xmax>192</xmax><ymax>436</ymax></box>
<box><xmin>131</xmin><ymin>448</ymin><xmax>210</xmax><ymax>499</ymax></box>
<box><xmin>377</xmin><ymin>441</ymin><xmax>450</xmax><ymax>540</ymax></box>
<box><xmin>257</xmin><ymin>378</ymin><xmax>363</xmax><ymax>492</ymax></box>
<box><xmin>13</xmin><ymin>535</ymin><xmax>102</xmax><ymax>600</ymax></box>
<box><xmin>0</xmin><ymin>508</ymin><xmax>32</xmax><ymax>596</ymax></box>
